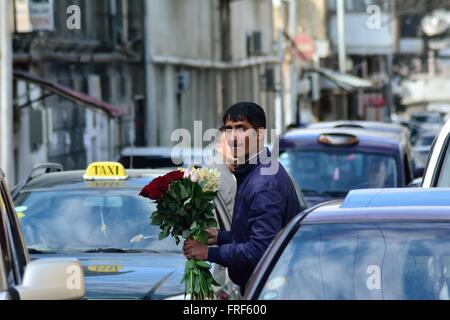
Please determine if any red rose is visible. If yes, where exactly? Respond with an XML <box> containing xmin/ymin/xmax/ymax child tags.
<box><xmin>139</xmin><ymin>170</ymin><xmax>184</xmax><ymax>200</ymax></box>
<box><xmin>163</xmin><ymin>170</ymin><xmax>184</xmax><ymax>183</ymax></box>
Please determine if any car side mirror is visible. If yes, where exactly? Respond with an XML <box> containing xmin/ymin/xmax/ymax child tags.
<box><xmin>408</xmin><ymin>177</ymin><xmax>423</xmax><ymax>188</ymax></box>
<box><xmin>14</xmin><ymin>258</ymin><xmax>85</xmax><ymax>300</ymax></box>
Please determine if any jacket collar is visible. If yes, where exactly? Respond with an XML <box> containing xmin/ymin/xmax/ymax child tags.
<box><xmin>233</xmin><ymin>148</ymin><xmax>270</xmax><ymax>184</ymax></box>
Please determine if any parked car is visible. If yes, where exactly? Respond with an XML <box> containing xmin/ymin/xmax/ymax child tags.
<box><xmin>411</xmin><ymin>129</ymin><xmax>440</xmax><ymax>177</ymax></box>
<box><xmin>118</xmin><ymin>147</ymin><xmax>206</xmax><ymax>169</ymax></box>
<box><xmin>245</xmin><ymin>188</ymin><xmax>450</xmax><ymax>300</ymax></box>
<box><xmin>0</xmin><ymin>168</ymin><xmax>85</xmax><ymax>300</ymax></box>
<box><xmin>278</xmin><ymin>127</ymin><xmax>416</xmax><ymax>206</ymax></box>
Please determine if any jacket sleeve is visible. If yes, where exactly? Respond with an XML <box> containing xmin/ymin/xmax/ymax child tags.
<box><xmin>217</xmin><ymin>230</ymin><xmax>232</xmax><ymax>245</ymax></box>
<box><xmin>208</xmin><ymin>183</ymin><xmax>283</xmax><ymax>269</ymax></box>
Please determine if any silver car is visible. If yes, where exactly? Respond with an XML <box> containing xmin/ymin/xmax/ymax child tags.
<box><xmin>423</xmin><ymin>119</ymin><xmax>450</xmax><ymax>188</ymax></box>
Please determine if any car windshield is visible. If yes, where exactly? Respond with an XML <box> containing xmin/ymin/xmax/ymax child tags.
<box><xmin>411</xmin><ymin>114</ymin><xmax>443</xmax><ymax>124</ymax></box>
<box><xmin>279</xmin><ymin>150</ymin><xmax>398</xmax><ymax>197</ymax></box>
<box><xmin>259</xmin><ymin>223</ymin><xmax>450</xmax><ymax>300</ymax></box>
<box><xmin>415</xmin><ymin>136</ymin><xmax>436</xmax><ymax>147</ymax></box>
<box><xmin>14</xmin><ymin>189</ymin><xmax>181</xmax><ymax>254</ymax></box>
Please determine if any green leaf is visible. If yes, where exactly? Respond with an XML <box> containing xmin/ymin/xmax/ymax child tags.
<box><xmin>206</xmin><ymin>218</ymin><xmax>218</xmax><ymax>228</ymax></box>
<box><xmin>189</xmin><ymin>221</ymin><xmax>197</xmax><ymax>231</ymax></box>
<box><xmin>196</xmin><ymin>261</ymin><xmax>211</xmax><ymax>270</ymax></box>
<box><xmin>159</xmin><ymin>225</ymin><xmax>170</xmax><ymax>240</ymax></box>
<box><xmin>151</xmin><ymin>213</ymin><xmax>164</xmax><ymax>226</ymax></box>
<box><xmin>182</xmin><ymin>229</ymin><xmax>191</xmax><ymax>239</ymax></box>
<box><xmin>179</xmin><ymin>184</ymin><xmax>189</xmax><ymax>199</ymax></box>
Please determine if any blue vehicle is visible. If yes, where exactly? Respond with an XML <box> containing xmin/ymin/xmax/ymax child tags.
<box><xmin>245</xmin><ymin>188</ymin><xmax>450</xmax><ymax>300</ymax></box>
<box><xmin>11</xmin><ymin>162</ymin><xmax>232</xmax><ymax>300</ymax></box>
<box><xmin>278</xmin><ymin>127</ymin><xmax>415</xmax><ymax>206</ymax></box>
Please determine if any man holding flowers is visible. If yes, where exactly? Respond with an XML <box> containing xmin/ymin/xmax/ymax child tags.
<box><xmin>183</xmin><ymin>102</ymin><xmax>302</xmax><ymax>296</ymax></box>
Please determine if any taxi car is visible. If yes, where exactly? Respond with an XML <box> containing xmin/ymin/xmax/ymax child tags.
<box><xmin>422</xmin><ymin>118</ymin><xmax>450</xmax><ymax>188</ymax></box>
<box><xmin>0</xmin><ymin>168</ymin><xmax>85</xmax><ymax>300</ymax></box>
<box><xmin>245</xmin><ymin>188</ymin><xmax>450</xmax><ymax>300</ymax></box>
<box><xmin>279</xmin><ymin>127</ymin><xmax>415</xmax><ymax>206</ymax></box>
<box><xmin>11</xmin><ymin>162</ymin><xmax>232</xmax><ymax>300</ymax></box>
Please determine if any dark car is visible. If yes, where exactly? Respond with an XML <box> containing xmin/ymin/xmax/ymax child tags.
<box><xmin>0</xmin><ymin>168</ymin><xmax>85</xmax><ymax>300</ymax></box>
<box><xmin>278</xmin><ymin>127</ymin><xmax>415</xmax><ymax>206</ymax></box>
<box><xmin>11</xmin><ymin>162</ymin><xmax>231</xmax><ymax>300</ymax></box>
<box><xmin>245</xmin><ymin>188</ymin><xmax>450</xmax><ymax>300</ymax></box>
<box><xmin>118</xmin><ymin>147</ymin><xmax>205</xmax><ymax>169</ymax></box>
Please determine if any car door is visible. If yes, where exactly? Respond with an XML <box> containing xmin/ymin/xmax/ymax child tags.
<box><xmin>1</xmin><ymin>177</ymin><xmax>29</xmax><ymax>279</ymax></box>
<box><xmin>0</xmin><ymin>178</ymin><xmax>18</xmax><ymax>300</ymax></box>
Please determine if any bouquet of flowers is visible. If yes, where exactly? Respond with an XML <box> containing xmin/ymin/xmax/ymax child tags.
<box><xmin>139</xmin><ymin>167</ymin><xmax>221</xmax><ymax>300</ymax></box>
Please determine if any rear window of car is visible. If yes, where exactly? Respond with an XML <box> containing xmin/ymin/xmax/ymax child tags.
<box><xmin>259</xmin><ymin>223</ymin><xmax>450</xmax><ymax>300</ymax></box>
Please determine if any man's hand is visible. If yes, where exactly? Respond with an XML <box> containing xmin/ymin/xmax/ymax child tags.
<box><xmin>206</xmin><ymin>228</ymin><xmax>219</xmax><ymax>245</ymax></box>
<box><xmin>183</xmin><ymin>240</ymin><xmax>208</xmax><ymax>260</ymax></box>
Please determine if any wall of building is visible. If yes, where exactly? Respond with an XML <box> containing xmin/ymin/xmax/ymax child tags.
<box><xmin>13</xmin><ymin>0</ymin><xmax>144</xmax><ymax>181</ymax></box>
<box><xmin>146</xmin><ymin>0</ymin><xmax>278</xmax><ymax>147</ymax></box>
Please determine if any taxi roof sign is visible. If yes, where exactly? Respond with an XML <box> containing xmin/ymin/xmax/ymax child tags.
<box><xmin>84</xmin><ymin>162</ymin><xmax>128</xmax><ymax>181</ymax></box>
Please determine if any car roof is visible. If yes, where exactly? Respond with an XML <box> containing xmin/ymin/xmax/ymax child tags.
<box><xmin>121</xmin><ymin>147</ymin><xmax>204</xmax><ymax>157</ymax></box>
<box><xmin>280</xmin><ymin>127</ymin><xmax>404</xmax><ymax>151</ymax></box>
<box><xmin>302</xmin><ymin>188</ymin><xmax>450</xmax><ymax>224</ymax></box>
<box><xmin>19</xmin><ymin>169</ymin><xmax>171</xmax><ymax>192</ymax></box>
<box><xmin>308</xmin><ymin>121</ymin><xmax>406</xmax><ymax>134</ymax></box>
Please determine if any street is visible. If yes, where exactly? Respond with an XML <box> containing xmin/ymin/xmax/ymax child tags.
<box><xmin>2</xmin><ymin>0</ymin><xmax>450</xmax><ymax>303</ymax></box>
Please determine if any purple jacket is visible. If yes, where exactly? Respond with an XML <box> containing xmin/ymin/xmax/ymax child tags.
<box><xmin>208</xmin><ymin>149</ymin><xmax>302</xmax><ymax>291</ymax></box>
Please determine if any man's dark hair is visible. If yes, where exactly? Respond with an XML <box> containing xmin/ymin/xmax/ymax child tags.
<box><xmin>222</xmin><ymin>102</ymin><xmax>266</xmax><ymax>129</ymax></box>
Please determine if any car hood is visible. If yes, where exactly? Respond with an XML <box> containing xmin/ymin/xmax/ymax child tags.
<box><xmin>32</xmin><ymin>252</ymin><xmax>186</xmax><ymax>300</ymax></box>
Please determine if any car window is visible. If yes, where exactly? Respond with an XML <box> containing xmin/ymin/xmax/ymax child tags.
<box><xmin>15</xmin><ymin>188</ymin><xmax>182</xmax><ymax>253</ymax></box>
<box><xmin>259</xmin><ymin>223</ymin><xmax>450</xmax><ymax>300</ymax></box>
<box><xmin>280</xmin><ymin>150</ymin><xmax>399</xmax><ymax>196</ymax></box>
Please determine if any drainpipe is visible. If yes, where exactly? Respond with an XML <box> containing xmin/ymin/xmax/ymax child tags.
<box><xmin>0</xmin><ymin>0</ymin><xmax>14</xmax><ymax>186</ymax></box>
<box><xmin>109</xmin><ymin>0</ymin><xmax>118</xmax><ymax>49</ymax></box>
<box><xmin>144</xmin><ymin>0</ymin><xmax>157</xmax><ymax>146</ymax></box>
<box><xmin>288</xmin><ymin>0</ymin><xmax>297</xmax><ymax>126</ymax></box>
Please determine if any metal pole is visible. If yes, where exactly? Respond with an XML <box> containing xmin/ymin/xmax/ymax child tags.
<box><xmin>289</xmin><ymin>0</ymin><xmax>297</xmax><ymax>126</ymax></box>
<box><xmin>144</xmin><ymin>0</ymin><xmax>157</xmax><ymax>146</ymax></box>
<box><xmin>337</xmin><ymin>0</ymin><xmax>347</xmax><ymax>74</ymax></box>
<box><xmin>0</xmin><ymin>0</ymin><xmax>14</xmax><ymax>186</ymax></box>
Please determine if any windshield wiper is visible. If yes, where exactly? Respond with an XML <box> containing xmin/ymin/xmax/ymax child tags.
<box><xmin>28</xmin><ymin>248</ymin><xmax>56</xmax><ymax>254</ymax></box>
<box><xmin>301</xmin><ymin>189</ymin><xmax>348</xmax><ymax>198</ymax></box>
<box><xmin>84</xmin><ymin>248</ymin><xmax>143</xmax><ymax>253</ymax></box>
<box><xmin>321</xmin><ymin>190</ymin><xmax>348</xmax><ymax>197</ymax></box>
<box><xmin>301</xmin><ymin>189</ymin><xmax>323</xmax><ymax>197</ymax></box>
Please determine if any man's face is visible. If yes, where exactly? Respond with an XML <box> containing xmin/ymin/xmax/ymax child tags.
<box><xmin>223</xmin><ymin>119</ymin><xmax>263</xmax><ymax>164</ymax></box>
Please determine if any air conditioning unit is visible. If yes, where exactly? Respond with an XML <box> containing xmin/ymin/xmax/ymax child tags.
<box><xmin>247</xmin><ymin>31</ymin><xmax>263</xmax><ymax>57</ymax></box>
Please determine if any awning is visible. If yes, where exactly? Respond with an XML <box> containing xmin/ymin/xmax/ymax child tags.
<box><xmin>13</xmin><ymin>70</ymin><xmax>126</xmax><ymax>118</ymax></box>
<box><xmin>305</xmin><ymin>67</ymin><xmax>374</xmax><ymax>92</ymax></box>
